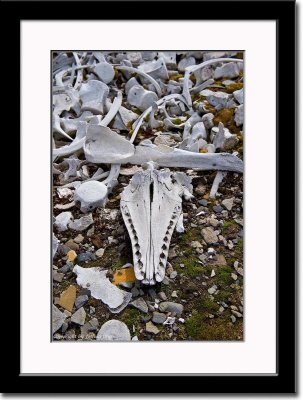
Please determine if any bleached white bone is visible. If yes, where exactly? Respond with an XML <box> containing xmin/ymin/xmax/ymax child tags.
<box><xmin>117</xmin><ymin>65</ymin><xmax>162</xmax><ymax>97</ymax></box>
<box><xmin>120</xmin><ymin>162</ymin><xmax>193</xmax><ymax>284</ymax></box>
<box><xmin>127</xmin><ymin>85</ymin><xmax>158</xmax><ymax>112</ymax></box>
<box><xmin>74</xmin><ymin>181</ymin><xmax>108</xmax><ymax>212</ymax></box>
<box><xmin>210</xmin><ymin>171</ymin><xmax>227</xmax><ymax>199</ymax></box>
<box><xmin>79</xmin><ymin>80</ymin><xmax>109</xmax><ymax>114</ymax></box>
<box><xmin>83</xmin><ymin>125</ymin><xmax>243</xmax><ymax>173</ymax></box>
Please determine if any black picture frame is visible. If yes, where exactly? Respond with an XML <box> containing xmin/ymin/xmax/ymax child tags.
<box><xmin>2</xmin><ymin>0</ymin><xmax>296</xmax><ymax>394</ymax></box>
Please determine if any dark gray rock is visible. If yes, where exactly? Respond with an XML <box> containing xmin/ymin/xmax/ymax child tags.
<box><xmin>158</xmin><ymin>302</ymin><xmax>184</xmax><ymax>316</ymax></box>
<box><xmin>213</xmin><ymin>205</ymin><xmax>223</xmax><ymax>213</ymax></box>
<box><xmin>198</xmin><ymin>199</ymin><xmax>208</xmax><ymax>207</ymax></box>
<box><xmin>152</xmin><ymin>312</ymin><xmax>166</xmax><ymax>324</ymax></box>
<box><xmin>75</xmin><ymin>295</ymin><xmax>89</xmax><ymax>309</ymax></box>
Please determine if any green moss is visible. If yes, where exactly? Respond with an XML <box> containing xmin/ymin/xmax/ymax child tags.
<box><xmin>222</xmin><ymin>219</ymin><xmax>237</xmax><ymax>234</ymax></box>
<box><xmin>119</xmin><ymin>308</ymin><xmax>141</xmax><ymax>328</ymax></box>
<box><xmin>225</xmin><ymin>82</ymin><xmax>243</xmax><ymax>93</ymax></box>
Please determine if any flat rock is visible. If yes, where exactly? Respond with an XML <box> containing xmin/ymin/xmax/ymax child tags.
<box><xmin>152</xmin><ymin>312</ymin><xmax>166</xmax><ymax>324</ymax></box>
<box><xmin>158</xmin><ymin>302</ymin><xmax>184</xmax><ymax>316</ymax></box>
<box><xmin>222</xmin><ymin>197</ymin><xmax>234</xmax><ymax>211</ymax></box>
<box><xmin>65</xmin><ymin>239</ymin><xmax>79</xmax><ymax>251</ymax></box>
<box><xmin>202</xmin><ymin>227</ymin><xmax>218</xmax><ymax>244</ymax></box>
<box><xmin>131</xmin><ymin>298</ymin><xmax>148</xmax><ymax>313</ymax></box>
<box><xmin>58</xmin><ymin>285</ymin><xmax>76</xmax><ymax>312</ymax></box>
<box><xmin>71</xmin><ymin>307</ymin><xmax>86</xmax><ymax>325</ymax></box>
<box><xmin>208</xmin><ymin>285</ymin><xmax>217</xmax><ymax>295</ymax></box>
<box><xmin>74</xmin><ymin>234</ymin><xmax>84</xmax><ymax>244</ymax></box>
<box><xmin>73</xmin><ymin>265</ymin><xmax>132</xmax><ymax>313</ymax></box>
<box><xmin>53</xmin><ymin>271</ymin><xmax>64</xmax><ymax>282</ymax></box>
<box><xmin>213</xmin><ymin>205</ymin><xmax>223</xmax><ymax>213</ymax></box>
<box><xmin>52</xmin><ymin>304</ymin><xmax>66</xmax><ymax>334</ymax></box>
<box><xmin>75</xmin><ymin>294</ymin><xmax>89</xmax><ymax>309</ymax></box>
<box><xmin>146</xmin><ymin>321</ymin><xmax>160</xmax><ymax>334</ymax></box>
<box><xmin>95</xmin><ymin>248</ymin><xmax>105</xmax><ymax>258</ymax></box>
<box><xmin>97</xmin><ymin>320</ymin><xmax>131</xmax><ymax>341</ymax></box>
<box><xmin>69</xmin><ymin>214</ymin><xmax>94</xmax><ymax>232</ymax></box>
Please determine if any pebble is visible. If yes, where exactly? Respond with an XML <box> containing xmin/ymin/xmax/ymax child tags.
<box><xmin>53</xmin><ymin>271</ymin><xmax>64</xmax><ymax>282</ymax></box>
<box><xmin>71</xmin><ymin>307</ymin><xmax>86</xmax><ymax>325</ymax></box>
<box><xmin>198</xmin><ymin>199</ymin><xmax>208</xmax><ymax>207</ymax></box>
<box><xmin>231</xmin><ymin>315</ymin><xmax>237</xmax><ymax>323</ymax></box>
<box><xmin>65</xmin><ymin>239</ymin><xmax>79</xmax><ymax>251</ymax></box>
<box><xmin>58</xmin><ymin>285</ymin><xmax>76</xmax><ymax>312</ymax></box>
<box><xmin>168</xmin><ymin>247</ymin><xmax>177</xmax><ymax>259</ymax></box>
<box><xmin>195</xmin><ymin>184</ymin><xmax>207</xmax><ymax>195</ymax></box>
<box><xmin>52</xmin><ymin>304</ymin><xmax>66</xmax><ymax>334</ymax></box>
<box><xmin>76</xmin><ymin>252</ymin><xmax>91</xmax><ymax>262</ymax></box>
<box><xmin>152</xmin><ymin>312</ymin><xmax>166</xmax><ymax>324</ymax></box>
<box><xmin>208</xmin><ymin>247</ymin><xmax>216</xmax><ymax>255</ymax></box>
<box><xmin>87</xmin><ymin>226</ymin><xmax>95</xmax><ymax>237</ymax></box>
<box><xmin>178</xmin><ymin>318</ymin><xmax>185</xmax><ymax>323</ymax></box>
<box><xmin>74</xmin><ymin>234</ymin><xmax>84</xmax><ymax>244</ymax></box>
<box><xmin>69</xmin><ymin>213</ymin><xmax>94</xmax><ymax>232</ymax></box>
<box><xmin>191</xmin><ymin>241</ymin><xmax>203</xmax><ymax>249</ymax></box>
<box><xmin>59</xmin><ymin>261</ymin><xmax>73</xmax><ymax>273</ymax></box>
<box><xmin>132</xmin><ymin>336</ymin><xmax>139</xmax><ymax>341</ymax></box>
<box><xmin>158</xmin><ymin>302</ymin><xmax>184</xmax><ymax>316</ymax></box>
<box><xmin>131</xmin><ymin>287</ymin><xmax>140</xmax><ymax>297</ymax></box>
<box><xmin>67</xmin><ymin>250</ymin><xmax>77</xmax><ymax>262</ymax></box>
<box><xmin>95</xmin><ymin>248</ymin><xmax>105</xmax><ymax>258</ymax></box>
<box><xmin>170</xmin><ymin>271</ymin><xmax>178</xmax><ymax>279</ymax></box>
<box><xmin>158</xmin><ymin>291</ymin><xmax>167</xmax><ymax>301</ymax></box>
<box><xmin>75</xmin><ymin>295</ymin><xmax>89</xmax><ymax>309</ymax></box>
<box><xmin>213</xmin><ymin>205</ymin><xmax>223</xmax><ymax>213</ymax></box>
<box><xmin>231</xmin><ymin>273</ymin><xmax>238</xmax><ymax>281</ymax></box>
<box><xmin>131</xmin><ymin>298</ymin><xmax>148</xmax><ymax>313</ymax></box>
<box><xmin>222</xmin><ymin>197</ymin><xmax>234</xmax><ymax>211</ymax></box>
<box><xmin>208</xmin><ymin>285</ymin><xmax>217</xmax><ymax>295</ymax></box>
<box><xmin>171</xmin><ymin>291</ymin><xmax>178</xmax><ymax>298</ymax></box>
<box><xmin>235</xmin><ymin>104</ymin><xmax>244</xmax><ymax>126</ymax></box>
<box><xmin>210</xmin><ymin>269</ymin><xmax>216</xmax><ymax>277</ymax></box>
<box><xmin>180</xmin><ymin>263</ymin><xmax>185</xmax><ymax>269</ymax></box>
<box><xmin>146</xmin><ymin>321</ymin><xmax>160</xmax><ymax>335</ymax></box>
<box><xmin>202</xmin><ymin>227</ymin><xmax>218</xmax><ymax>244</ymax></box>
<box><xmin>231</xmin><ymin>310</ymin><xmax>243</xmax><ymax>318</ymax></box>
<box><xmin>163</xmin><ymin>317</ymin><xmax>176</xmax><ymax>325</ymax></box>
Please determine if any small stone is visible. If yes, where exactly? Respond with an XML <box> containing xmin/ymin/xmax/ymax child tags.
<box><xmin>208</xmin><ymin>247</ymin><xmax>216</xmax><ymax>255</ymax></box>
<box><xmin>71</xmin><ymin>307</ymin><xmax>86</xmax><ymax>325</ymax></box>
<box><xmin>213</xmin><ymin>205</ymin><xmax>223</xmax><ymax>213</ymax></box>
<box><xmin>69</xmin><ymin>213</ymin><xmax>94</xmax><ymax>232</ymax></box>
<box><xmin>222</xmin><ymin>197</ymin><xmax>234</xmax><ymax>211</ymax></box>
<box><xmin>152</xmin><ymin>312</ymin><xmax>166</xmax><ymax>324</ymax></box>
<box><xmin>53</xmin><ymin>271</ymin><xmax>64</xmax><ymax>282</ymax></box>
<box><xmin>178</xmin><ymin>318</ymin><xmax>185</xmax><ymax>323</ymax></box>
<box><xmin>208</xmin><ymin>285</ymin><xmax>217</xmax><ymax>295</ymax></box>
<box><xmin>180</xmin><ymin>263</ymin><xmax>185</xmax><ymax>269</ymax></box>
<box><xmin>58</xmin><ymin>285</ymin><xmax>77</xmax><ymax>312</ymax></box>
<box><xmin>168</xmin><ymin>247</ymin><xmax>177</xmax><ymax>259</ymax></box>
<box><xmin>77</xmin><ymin>252</ymin><xmax>94</xmax><ymax>262</ymax></box>
<box><xmin>162</xmin><ymin>277</ymin><xmax>170</xmax><ymax>285</ymax></box>
<box><xmin>235</xmin><ymin>104</ymin><xmax>244</xmax><ymax>126</ymax></box>
<box><xmin>198</xmin><ymin>199</ymin><xmax>208</xmax><ymax>207</ymax></box>
<box><xmin>195</xmin><ymin>184</ymin><xmax>207</xmax><ymax>195</ymax></box>
<box><xmin>75</xmin><ymin>295</ymin><xmax>89</xmax><ymax>309</ymax></box>
<box><xmin>87</xmin><ymin>226</ymin><xmax>95</xmax><ymax>237</ymax></box>
<box><xmin>132</xmin><ymin>336</ymin><xmax>139</xmax><ymax>341</ymax></box>
<box><xmin>145</xmin><ymin>321</ymin><xmax>160</xmax><ymax>335</ymax></box>
<box><xmin>59</xmin><ymin>261</ymin><xmax>73</xmax><ymax>273</ymax></box>
<box><xmin>231</xmin><ymin>315</ymin><xmax>237</xmax><ymax>323</ymax></box>
<box><xmin>202</xmin><ymin>227</ymin><xmax>218</xmax><ymax>244</ymax></box>
<box><xmin>231</xmin><ymin>310</ymin><xmax>243</xmax><ymax>318</ymax></box>
<box><xmin>131</xmin><ymin>298</ymin><xmax>148</xmax><ymax>313</ymax></box>
<box><xmin>163</xmin><ymin>317</ymin><xmax>176</xmax><ymax>325</ymax></box>
<box><xmin>67</xmin><ymin>250</ymin><xmax>77</xmax><ymax>262</ymax></box>
<box><xmin>65</xmin><ymin>239</ymin><xmax>79</xmax><ymax>251</ymax></box>
<box><xmin>211</xmin><ymin>269</ymin><xmax>216</xmax><ymax>277</ymax></box>
<box><xmin>74</xmin><ymin>234</ymin><xmax>84</xmax><ymax>244</ymax></box>
<box><xmin>231</xmin><ymin>273</ymin><xmax>238</xmax><ymax>281</ymax></box>
<box><xmin>210</xmin><ymin>254</ymin><xmax>227</xmax><ymax>266</ymax></box>
<box><xmin>158</xmin><ymin>292</ymin><xmax>167</xmax><ymax>301</ymax></box>
<box><xmin>219</xmin><ymin>306</ymin><xmax>225</xmax><ymax>313</ymax></box>
<box><xmin>159</xmin><ymin>302</ymin><xmax>184</xmax><ymax>316</ymax></box>
<box><xmin>95</xmin><ymin>248</ymin><xmax>105</xmax><ymax>258</ymax></box>
<box><xmin>170</xmin><ymin>271</ymin><xmax>178</xmax><ymax>279</ymax></box>
<box><xmin>171</xmin><ymin>290</ymin><xmax>178</xmax><ymax>298</ymax></box>
<box><xmin>209</xmin><ymin>314</ymin><xmax>214</xmax><ymax>319</ymax></box>
<box><xmin>191</xmin><ymin>241</ymin><xmax>203</xmax><ymax>249</ymax></box>
<box><xmin>89</xmin><ymin>306</ymin><xmax>95</xmax><ymax>314</ymax></box>
<box><xmin>52</xmin><ymin>304</ymin><xmax>66</xmax><ymax>334</ymax></box>
<box><xmin>131</xmin><ymin>287</ymin><xmax>140</xmax><ymax>297</ymax></box>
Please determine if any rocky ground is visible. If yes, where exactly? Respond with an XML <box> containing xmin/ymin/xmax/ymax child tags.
<box><xmin>52</xmin><ymin>51</ymin><xmax>244</xmax><ymax>341</ymax></box>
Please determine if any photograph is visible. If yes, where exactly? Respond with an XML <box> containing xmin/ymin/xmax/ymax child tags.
<box><xmin>52</xmin><ymin>50</ymin><xmax>244</xmax><ymax>342</ymax></box>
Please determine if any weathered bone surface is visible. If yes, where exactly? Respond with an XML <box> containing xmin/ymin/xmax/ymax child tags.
<box><xmin>74</xmin><ymin>181</ymin><xmax>108</xmax><ymax>212</ymax></box>
<box><xmin>120</xmin><ymin>162</ymin><xmax>193</xmax><ymax>285</ymax></box>
<box><xmin>83</xmin><ymin>125</ymin><xmax>244</xmax><ymax>173</ymax></box>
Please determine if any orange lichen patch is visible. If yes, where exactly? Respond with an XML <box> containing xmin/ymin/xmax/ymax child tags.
<box><xmin>113</xmin><ymin>267</ymin><xmax>136</xmax><ymax>285</ymax></box>
<box><xmin>58</xmin><ymin>285</ymin><xmax>76</xmax><ymax>312</ymax></box>
<box><xmin>199</xmin><ymin>148</ymin><xmax>208</xmax><ymax>153</ymax></box>
<box><xmin>67</xmin><ymin>250</ymin><xmax>77</xmax><ymax>262</ymax></box>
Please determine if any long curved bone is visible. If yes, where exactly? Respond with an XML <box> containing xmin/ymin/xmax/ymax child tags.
<box><xmin>116</xmin><ymin>65</ymin><xmax>162</xmax><ymax>97</ymax></box>
<box><xmin>121</xmin><ymin>162</ymin><xmax>193</xmax><ymax>284</ymax></box>
<box><xmin>83</xmin><ymin>125</ymin><xmax>243</xmax><ymax>173</ymax></box>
